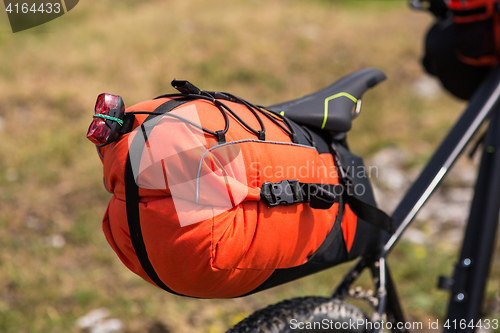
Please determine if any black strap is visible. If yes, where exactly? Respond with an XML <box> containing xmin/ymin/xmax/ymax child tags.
<box><xmin>120</xmin><ymin>113</ymin><xmax>135</xmax><ymax>134</ymax></box>
<box><xmin>260</xmin><ymin>179</ymin><xmax>395</xmax><ymax>234</ymax></box>
<box><xmin>124</xmin><ymin>99</ymin><xmax>190</xmax><ymax>296</ymax></box>
<box><xmin>451</xmin><ymin>7</ymin><xmax>488</xmax><ymax>18</ymax></box>
<box><xmin>345</xmin><ymin>194</ymin><xmax>395</xmax><ymax>234</ymax></box>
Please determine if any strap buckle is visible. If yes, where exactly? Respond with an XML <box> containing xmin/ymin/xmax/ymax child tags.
<box><xmin>261</xmin><ymin>180</ymin><xmax>303</xmax><ymax>207</ymax></box>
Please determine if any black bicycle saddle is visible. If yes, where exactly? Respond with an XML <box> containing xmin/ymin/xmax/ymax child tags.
<box><xmin>267</xmin><ymin>68</ymin><xmax>387</xmax><ymax>133</ymax></box>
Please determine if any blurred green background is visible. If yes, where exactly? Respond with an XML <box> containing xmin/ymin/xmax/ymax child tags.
<box><xmin>0</xmin><ymin>1</ymin><xmax>498</xmax><ymax>332</ymax></box>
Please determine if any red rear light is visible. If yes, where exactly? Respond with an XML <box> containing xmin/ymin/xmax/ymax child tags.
<box><xmin>87</xmin><ymin>117</ymin><xmax>111</xmax><ymax>146</ymax></box>
<box><xmin>95</xmin><ymin>93</ymin><xmax>120</xmax><ymax>114</ymax></box>
<box><xmin>87</xmin><ymin>93</ymin><xmax>125</xmax><ymax>146</ymax></box>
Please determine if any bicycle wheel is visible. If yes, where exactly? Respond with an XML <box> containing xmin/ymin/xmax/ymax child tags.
<box><xmin>227</xmin><ymin>296</ymin><xmax>371</xmax><ymax>333</ymax></box>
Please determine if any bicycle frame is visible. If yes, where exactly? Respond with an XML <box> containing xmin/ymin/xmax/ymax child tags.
<box><xmin>333</xmin><ymin>64</ymin><xmax>500</xmax><ymax>332</ymax></box>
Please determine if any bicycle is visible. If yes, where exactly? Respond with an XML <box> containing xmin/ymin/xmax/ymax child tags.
<box><xmin>227</xmin><ymin>15</ymin><xmax>500</xmax><ymax>333</ymax></box>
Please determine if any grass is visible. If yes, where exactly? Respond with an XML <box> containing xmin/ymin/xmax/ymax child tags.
<box><xmin>0</xmin><ymin>0</ymin><xmax>498</xmax><ymax>332</ymax></box>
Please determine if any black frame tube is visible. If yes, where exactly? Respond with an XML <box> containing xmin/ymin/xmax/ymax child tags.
<box><xmin>384</xmin><ymin>64</ymin><xmax>500</xmax><ymax>255</ymax></box>
<box><xmin>333</xmin><ymin>65</ymin><xmax>500</xmax><ymax>331</ymax></box>
<box><xmin>443</xmin><ymin>105</ymin><xmax>500</xmax><ymax>332</ymax></box>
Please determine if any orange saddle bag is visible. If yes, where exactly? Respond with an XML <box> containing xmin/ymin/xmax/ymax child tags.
<box><xmin>88</xmin><ymin>69</ymin><xmax>393</xmax><ymax>298</ymax></box>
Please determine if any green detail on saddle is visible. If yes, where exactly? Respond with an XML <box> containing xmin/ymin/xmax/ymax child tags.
<box><xmin>322</xmin><ymin>92</ymin><xmax>358</xmax><ymax>130</ymax></box>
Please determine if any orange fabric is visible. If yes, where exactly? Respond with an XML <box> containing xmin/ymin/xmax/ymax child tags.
<box><xmin>449</xmin><ymin>0</ymin><xmax>496</xmax><ymax>23</ymax></box>
<box><xmin>341</xmin><ymin>205</ymin><xmax>357</xmax><ymax>253</ymax></box>
<box><xmin>449</xmin><ymin>0</ymin><xmax>500</xmax><ymax>66</ymax></box>
<box><xmin>99</xmin><ymin>97</ymin><xmax>357</xmax><ymax>298</ymax></box>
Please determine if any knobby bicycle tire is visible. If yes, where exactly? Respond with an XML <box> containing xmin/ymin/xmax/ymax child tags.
<box><xmin>227</xmin><ymin>297</ymin><xmax>371</xmax><ymax>333</ymax></box>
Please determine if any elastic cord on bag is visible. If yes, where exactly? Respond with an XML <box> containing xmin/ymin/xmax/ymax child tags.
<box><xmin>93</xmin><ymin>114</ymin><xmax>124</xmax><ymax>126</ymax></box>
<box><xmin>145</xmin><ymin>84</ymin><xmax>300</xmax><ymax>144</ymax></box>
